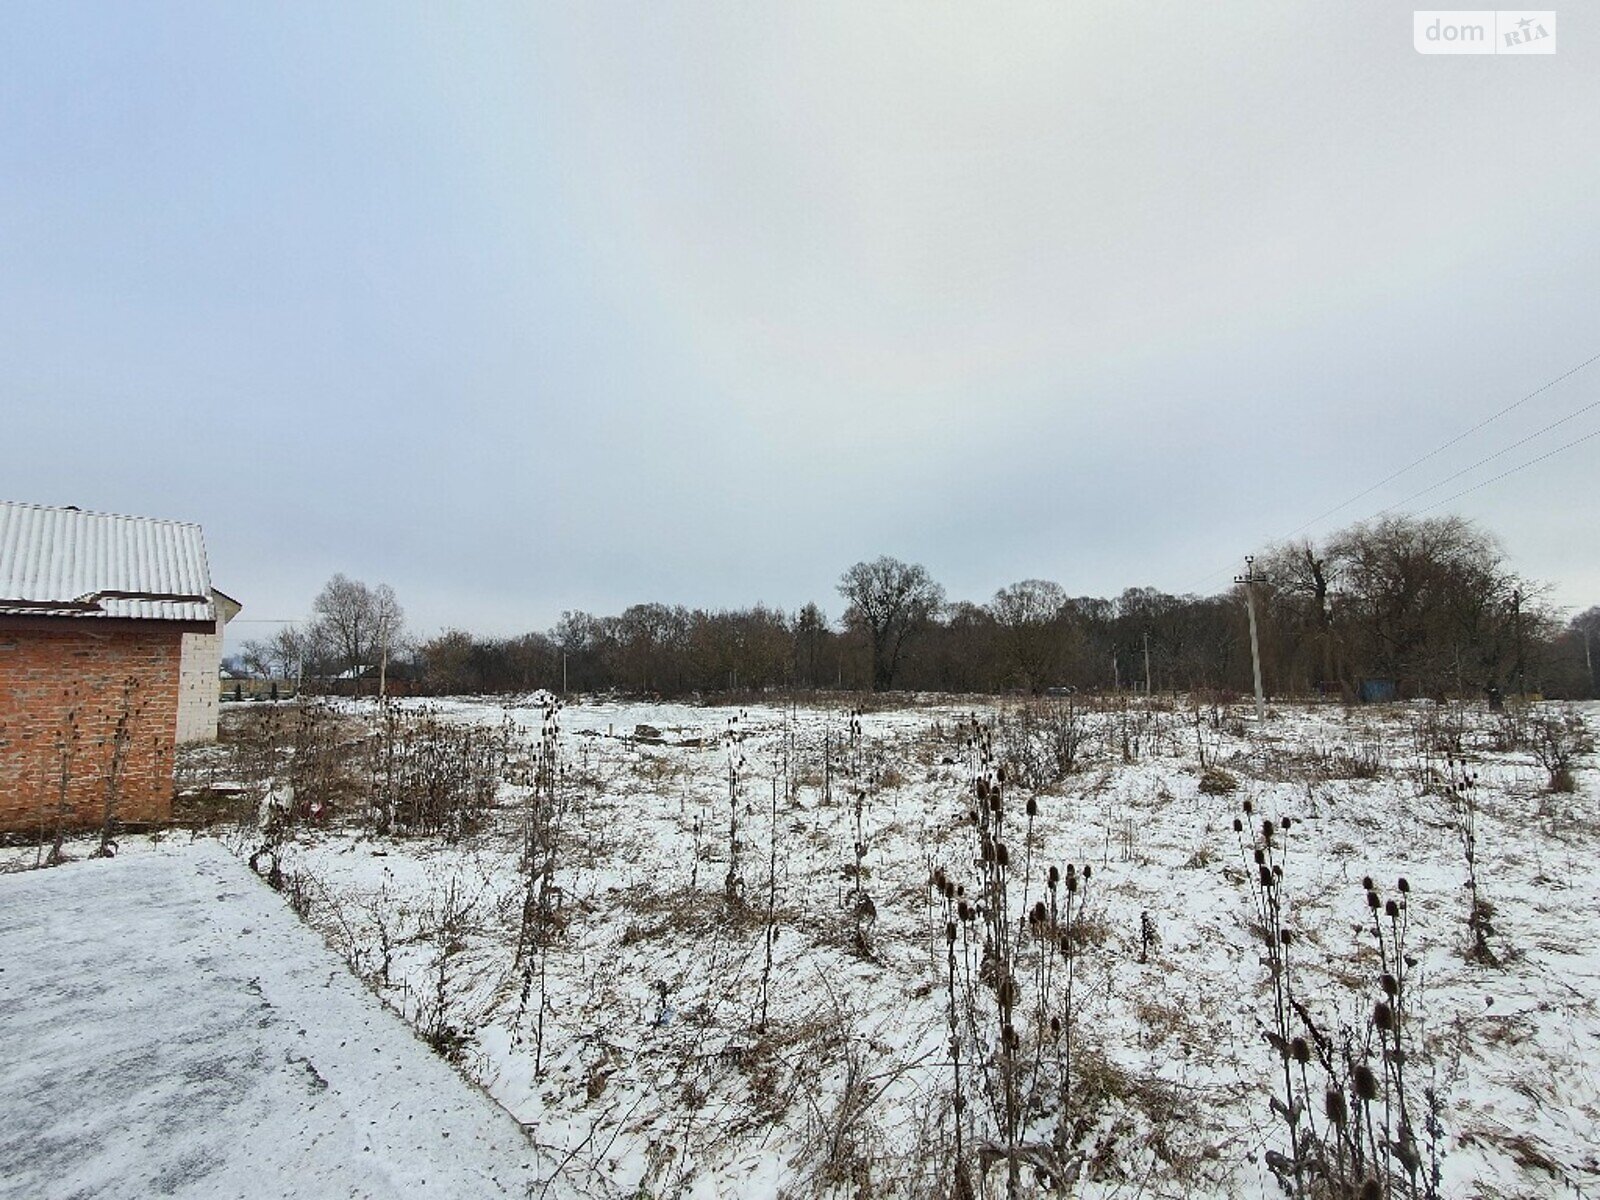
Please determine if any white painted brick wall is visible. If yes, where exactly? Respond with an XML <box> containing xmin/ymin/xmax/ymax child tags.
<box><xmin>177</xmin><ymin>625</ymin><xmax>223</xmax><ymax>744</ymax></box>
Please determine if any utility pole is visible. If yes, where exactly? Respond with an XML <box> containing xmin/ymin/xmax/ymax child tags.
<box><xmin>1143</xmin><ymin>631</ymin><xmax>1152</xmax><ymax>697</ymax></box>
<box><xmin>378</xmin><ymin>615</ymin><xmax>389</xmax><ymax>701</ymax></box>
<box><xmin>1511</xmin><ymin>588</ymin><xmax>1526</xmax><ymax>698</ymax></box>
<box><xmin>1586</xmin><ymin>628</ymin><xmax>1595</xmax><ymax>698</ymax></box>
<box><xmin>1235</xmin><ymin>556</ymin><xmax>1266</xmax><ymax>721</ymax></box>
<box><xmin>562</xmin><ymin>651</ymin><xmax>568</xmax><ymax>697</ymax></box>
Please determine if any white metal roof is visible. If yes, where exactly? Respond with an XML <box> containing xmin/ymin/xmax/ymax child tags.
<box><xmin>0</xmin><ymin>501</ymin><xmax>217</xmax><ymax>623</ymax></box>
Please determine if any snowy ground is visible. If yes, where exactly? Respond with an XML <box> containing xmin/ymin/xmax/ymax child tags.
<box><xmin>8</xmin><ymin>696</ymin><xmax>1599</xmax><ymax>1200</ymax></box>
<box><xmin>0</xmin><ymin>840</ymin><xmax>538</xmax><ymax>1200</ymax></box>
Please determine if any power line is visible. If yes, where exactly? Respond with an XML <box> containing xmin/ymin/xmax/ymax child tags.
<box><xmin>1280</xmin><ymin>349</ymin><xmax>1600</xmax><ymax>541</ymax></box>
<box><xmin>1176</xmin><ymin>349</ymin><xmax>1600</xmax><ymax>595</ymax></box>
<box><xmin>1409</xmin><ymin>424</ymin><xmax>1600</xmax><ymax>516</ymax></box>
<box><xmin>1375</xmin><ymin>393</ymin><xmax>1600</xmax><ymax>515</ymax></box>
<box><xmin>1179</xmin><ymin>421</ymin><xmax>1600</xmax><ymax>598</ymax></box>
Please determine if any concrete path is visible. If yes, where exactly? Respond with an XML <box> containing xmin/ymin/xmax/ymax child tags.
<box><xmin>0</xmin><ymin>841</ymin><xmax>537</xmax><ymax>1199</ymax></box>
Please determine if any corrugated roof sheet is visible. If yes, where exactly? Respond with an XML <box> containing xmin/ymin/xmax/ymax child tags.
<box><xmin>0</xmin><ymin>501</ymin><xmax>216</xmax><ymax>622</ymax></box>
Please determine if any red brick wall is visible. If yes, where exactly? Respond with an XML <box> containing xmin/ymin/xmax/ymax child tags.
<box><xmin>0</xmin><ymin>622</ymin><xmax>183</xmax><ymax>835</ymax></box>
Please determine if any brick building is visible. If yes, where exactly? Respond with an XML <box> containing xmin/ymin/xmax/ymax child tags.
<box><xmin>0</xmin><ymin>502</ymin><xmax>238</xmax><ymax>835</ymax></box>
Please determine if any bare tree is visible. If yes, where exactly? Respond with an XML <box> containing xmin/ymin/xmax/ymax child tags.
<box><xmin>1256</xmin><ymin>541</ymin><xmax>1340</xmax><ymax>694</ymax></box>
<box><xmin>838</xmin><ymin>556</ymin><xmax>944</xmax><ymax>691</ymax></box>
<box><xmin>241</xmin><ymin>626</ymin><xmax>309</xmax><ymax>682</ymax></box>
<box><xmin>990</xmin><ymin>579</ymin><xmax>1069</xmax><ymax>692</ymax></box>
<box><xmin>418</xmin><ymin>629</ymin><xmax>478</xmax><ymax>693</ymax></box>
<box><xmin>1248</xmin><ymin>516</ymin><xmax>1561</xmax><ymax>700</ymax></box>
<box><xmin>310</xmin><ymin>574</ymin><xmax>405</xmax><ymax>689</ymax></box>
<box><xmin>1325</xmin><ymin>516</ymin><xmax>1540</xmax><ymax>698</ymax></box>
<box><xmin>793</xmin><ymin>602</ymin><xmax>830</xmax><ymax>688</ymax></box>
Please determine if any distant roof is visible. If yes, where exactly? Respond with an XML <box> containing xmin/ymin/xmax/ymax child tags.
<box><xmin>0</xmin><ymin>501</ymin><xmax>216</xmax><ymax>622</ymax></box>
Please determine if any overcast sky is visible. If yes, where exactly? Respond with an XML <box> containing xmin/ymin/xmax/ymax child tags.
<box><xmin>4</xmin><ymin>3</ymin><xmax>1597</xmax><ymax>647</ymax></box>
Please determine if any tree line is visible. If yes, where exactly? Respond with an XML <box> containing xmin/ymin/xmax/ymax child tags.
<box><xmin>238</xmin><ymin>516</ymin><xmax>1600</xmax><ymax>700</ymax></box>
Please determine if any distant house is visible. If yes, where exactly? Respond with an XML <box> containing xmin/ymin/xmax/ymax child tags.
<box><xmin>0</xmin><ymin>501</ymin><xmax>239</xmax><ymax>833</ymax></box>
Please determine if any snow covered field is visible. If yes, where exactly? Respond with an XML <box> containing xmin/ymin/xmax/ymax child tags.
<box><xmin>8</xmin><ymin>695</ymin><xmax>1598</xmax><ymax>1199</ymax></box>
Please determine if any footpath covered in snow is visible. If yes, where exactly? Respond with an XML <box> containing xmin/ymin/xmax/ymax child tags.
<box><xmin>0</xmin><ymin>840</ymin><xmax>537</xmax><ymax>1200</ymax></box>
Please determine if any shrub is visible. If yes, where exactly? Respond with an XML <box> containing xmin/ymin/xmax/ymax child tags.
<box><xmin>997</xmin><ymin>699</ymin><xmax>1090</xmax><ymax>789</ymax></box>
<box><xmin>1530</xmin><ymin>710</ymin><xmax>1592</xmax><ymax>793</ymax></box>
<box><xmin>368</xmin><ymin>701</ymin><xmax>508</xmax><ymax>839</ymax></box>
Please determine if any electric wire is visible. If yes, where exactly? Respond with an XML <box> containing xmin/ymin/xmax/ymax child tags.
<box><xmin>1281</xmin><ymin>349</ymin><xmax>1600</xmax><ymax>540</ymax></box>
<box><xmin>1176</xmin><ymin>350</ymin><xmax>1600</xmax><ymax>594</ymax></box>
<box><xmin>1374</xmin><ymin>395</ymin><xmax>1600</xmax><ymax>516</ymax></box>
<box><xmin>1410</xmin><ymin>424</ymin><xmax>1600</xmax><ymax>517</ymax></box>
